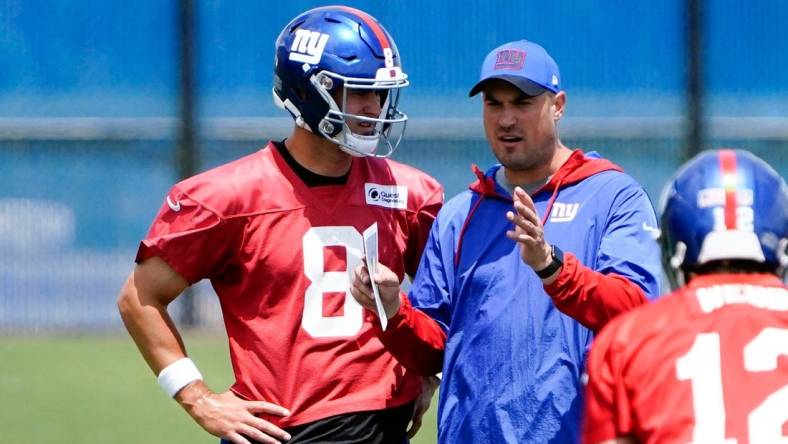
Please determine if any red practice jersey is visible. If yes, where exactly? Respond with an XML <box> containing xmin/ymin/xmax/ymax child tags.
<box><xmin>136</xmin><ymin>143</ymin><xmax>443</xmax><ymax>427</ymax></box>
<box><xmin>583</xmin><ymin>273</ymin><xmax>788</xmax><ymax>444</ymax></box>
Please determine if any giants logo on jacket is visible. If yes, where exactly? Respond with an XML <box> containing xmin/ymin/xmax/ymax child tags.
<box><xmin>549</xmin><ymin>202</ymin><xmax>580</xmax><ymax>222</ymax></box>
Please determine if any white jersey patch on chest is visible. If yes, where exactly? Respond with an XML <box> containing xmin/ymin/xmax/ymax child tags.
<box><xmin>364</xmin><ymin>183</ymin><xmax>408</xmax><ymax>209</ymax></box>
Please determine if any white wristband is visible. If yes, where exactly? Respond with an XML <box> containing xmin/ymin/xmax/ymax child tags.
<box><xmin>157</xmin><ymin>358</ymin><xmax>203</xmax><ymax>398</ymax></box>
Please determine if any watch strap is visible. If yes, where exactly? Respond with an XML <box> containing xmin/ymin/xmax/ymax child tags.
<box><xmin>535</xmin><ymin>245</ymin><xmax>563</xmax><ymax>278</ymax></box>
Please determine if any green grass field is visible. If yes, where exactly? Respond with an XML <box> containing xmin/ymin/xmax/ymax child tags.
<box><xmin>0</xmin><ymin>334</ymin><xmax>438</xmax><ymax>443</ymax></box>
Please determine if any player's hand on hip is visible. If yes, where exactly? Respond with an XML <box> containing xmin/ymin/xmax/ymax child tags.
<box><xmin>175</xmin><ymin>380</ymin><xmax>291</xmax><ymax>444</ymax></box>
<box><xmin>506</xmin><ymin>186</ymin><xmax>552</xmax><ymax>271</ymax></box>
<box><xmin>408</xmin><ymin>375</ymin><xmax>440</xmax><ymax>438</ymax></box>
<box><xmin>350</xmin><ymin>260</ymin><xmax>401</xmax><ymax>319</ymax></box>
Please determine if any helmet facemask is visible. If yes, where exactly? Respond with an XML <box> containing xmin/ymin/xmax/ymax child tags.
<box><xmin>311</xmin><ymin>70</ymin><xmax>408</xmax><ymax>157</ymax></box>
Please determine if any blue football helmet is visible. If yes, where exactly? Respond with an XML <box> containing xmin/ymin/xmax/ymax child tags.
<box><xmin>660</xmin><ymin>149</ymin><xmax>788</xmax><ymax>288</ymax></box>
<box><xmin>273</xmin><ymin>6</ymin><xmax>409</xmax><ymax>157</ymax></box>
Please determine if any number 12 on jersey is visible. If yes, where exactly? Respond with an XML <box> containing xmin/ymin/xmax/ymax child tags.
<box><xmin>676</xmin><ymin>328</ymin><xmax>788</xmax><ymax>443</ymax></box>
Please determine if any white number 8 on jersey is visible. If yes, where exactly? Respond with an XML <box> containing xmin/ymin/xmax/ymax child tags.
<box><xmin>302</xmin><ymin>226</ymin><xmax>364</xmax><ymax>338</ymax></box>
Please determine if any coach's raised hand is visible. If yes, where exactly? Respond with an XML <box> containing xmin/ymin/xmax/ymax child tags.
<box><xmin>175</xmin><ymin>380</ymin><xmax>291</xmax><ymax>444</ymax></box>
<box><xmin>350</xmin><ymin>261</ymin><xmax>402</xmax><ymax>320</ymax></box>
<box><xmin>506</xmin><ymin>187</ymin><xmax>553</xmax><ymax>273</ymax></box>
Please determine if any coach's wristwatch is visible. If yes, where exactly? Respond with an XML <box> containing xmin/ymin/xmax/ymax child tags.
<box><xmin>535</xmin><ymin>244</ymin><xmax>564</xmax><ymax>279</ymax></box>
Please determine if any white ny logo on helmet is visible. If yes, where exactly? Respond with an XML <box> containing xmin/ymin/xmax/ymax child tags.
<box><xmin>289</xmin><ymin>29</ymin><xmax>330</xmax><ymax>64</ymax></box>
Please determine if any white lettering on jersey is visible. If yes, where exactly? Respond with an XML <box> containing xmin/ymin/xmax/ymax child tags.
<box><xmin>364</xmin><ymin>183</ymin><xmax>408</xmax><ymax>210</ymax></box>
<box><xmin>289</xmin><ymin>29</ymin><xmax>330</xmax><ymax>65</ymax></box>
<box><xmin>696</xmin><ymin>284</ymin><xmax>788</xmax><ymax>313</ymax></box>
<box><xmin>549</xmin><ymin>202</ymin><xmax>579</xmax><ymax>222</ymax></box>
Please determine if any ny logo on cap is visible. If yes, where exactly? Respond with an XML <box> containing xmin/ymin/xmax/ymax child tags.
<box><xmin>494</xmin><ymin>49</ymin><xmax>525</xmax><ymax>71</ymax></box>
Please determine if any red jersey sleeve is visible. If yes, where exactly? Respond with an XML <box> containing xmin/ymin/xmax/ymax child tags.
<box><xmin>136</xmin><ymin>186</ymin><xmax>241</xmax><ymax>284</ymax></box>
<box><xmin>371</xmin><ymin>293</ymin><xmax>447</xmax><ymax>376</ymax></box>
<box><xmin>543</xmin><ymin>253</ymin><xmax>648</xmax><ymax>332</ymax></box>
<box><xmin>583</xmin><ymin>316</ymin><xmax>636</xmax><ymax>443</ymax></box>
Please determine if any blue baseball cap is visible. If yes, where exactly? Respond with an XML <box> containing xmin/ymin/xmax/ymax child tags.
<box><xmin>468</xmin><ymin>40</ymin><xmax>561</xmax><ymax>97</ymax></box>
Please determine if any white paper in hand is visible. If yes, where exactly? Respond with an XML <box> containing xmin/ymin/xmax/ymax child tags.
<box><xmin>363</xmin><ymin>223</ymin><xmax>387</xmax><ymax>331</ymax></box>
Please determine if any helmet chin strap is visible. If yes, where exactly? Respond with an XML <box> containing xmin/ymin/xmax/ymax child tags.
<box><xmin>273</xmin><ymin>88</ymin><xmax>313</xmax><ymax>132</ymax></box>
<box><xmin>322</xmin><ymin>115</ymin><xmax>402</xmax><ymax>158</ymax></box>
<box><xmin>318</xmin><ymin>119</ymin><xmax>392</xmax><ymax>157</ymax></box>
<box><xmin>778</xmin><ymin>238</ymin><xmax>788</xmax><ymax>281</ymax></box>
<box><xmin>334</xmin><ymin>130</ymin><xmax>381</xmax><ymax>157</ymax></box>
<box><xmin>675</xmin><ymin>269</ymin><xmax>687</xmax><ymax>288</ymax></box>
<box><xmin>670</xmin><ymin>241</ymin><xmax>688</xmax><ymax>289</ymax></box>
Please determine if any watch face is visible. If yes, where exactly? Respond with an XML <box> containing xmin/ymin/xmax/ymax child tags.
<box><xmin>552</xmin><ymin>245</ymin><xmax>564</xmax><ymax>264</ymax></box>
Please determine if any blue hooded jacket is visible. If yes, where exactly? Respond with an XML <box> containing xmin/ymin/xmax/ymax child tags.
<box><xmin>379</xmin><ymin>150</ymin><xmax>662</xmax><ymax>443</ymax></box>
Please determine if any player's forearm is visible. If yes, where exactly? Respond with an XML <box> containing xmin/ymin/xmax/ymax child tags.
<box><xmin>543</xmin><ymin>253</ymin><xmax>648</xmax><ymax>331</ymax></box>
<box><xmin>117</xmin><ymin>275</ymin><xmax>189</xmax><ymax>375</ymax></box>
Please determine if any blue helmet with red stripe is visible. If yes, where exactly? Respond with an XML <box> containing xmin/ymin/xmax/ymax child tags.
<box><xmin>273</xmin><ymin>6</ymin><xmax>408</xmax><ymax>157</ymax></box>
<box><xmin>660</xmin><ymin>149</ymin><xmax>788</xmax><ymax>287</ymax></box>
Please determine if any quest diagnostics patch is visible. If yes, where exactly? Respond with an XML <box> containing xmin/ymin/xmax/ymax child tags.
<box><xmin>364</xmin><ymin>183</ymin><xmax>408</xmax><ymax>209</ymax></box>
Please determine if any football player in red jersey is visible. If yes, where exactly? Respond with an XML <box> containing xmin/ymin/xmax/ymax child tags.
<box><xmin>117</xmin><ymin>6</ymin><xmax>442</xmax><ymax>444</ymax></box>
<box><xmin>583</xmin><ymin>149</ymin><xmax>788</xmax><ymax>444</ymax></box>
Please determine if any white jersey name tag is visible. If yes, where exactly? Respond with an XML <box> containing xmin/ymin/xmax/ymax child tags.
<box><xmin>364</xmin><ymin>183</ymin><xmax>408</xmax><ymax>210</ymax></box>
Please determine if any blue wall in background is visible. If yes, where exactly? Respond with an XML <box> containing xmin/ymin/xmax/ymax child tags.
<box><xmin>3</xmin><ymin>0</ymin><xmax>788</xmax><ymax>117</ymax></box>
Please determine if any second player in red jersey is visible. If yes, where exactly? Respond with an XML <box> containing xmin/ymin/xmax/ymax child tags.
<box><xmin>583</xmin><ymin>149</ymin><xmax>788</xmax><ymax>444</ymax></box>
<box><xmin>584</xmin><ymin>274</ymin><xmax>787</xmax><ymax>444</ymax></box>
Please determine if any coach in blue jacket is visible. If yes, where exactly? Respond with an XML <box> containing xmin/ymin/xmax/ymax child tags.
<box><xmin>351</xmin><ymin>40</ymin><xmax>661</xmax><ymax>443</ymax></box>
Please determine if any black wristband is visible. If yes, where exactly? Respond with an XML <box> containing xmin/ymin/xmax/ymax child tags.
<box><xmin>535</xmin><ymin>244</ymin><xmax>564</xmax><ymax>279</ymax></box>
